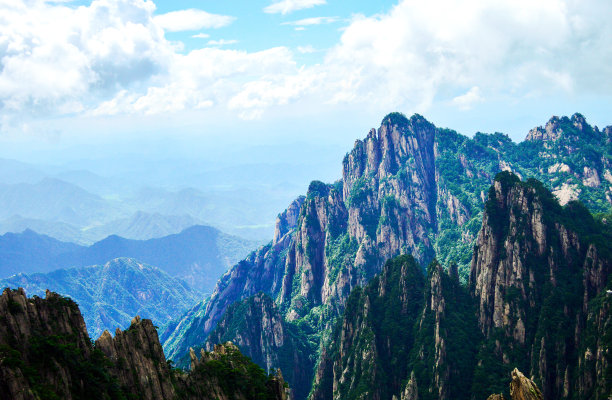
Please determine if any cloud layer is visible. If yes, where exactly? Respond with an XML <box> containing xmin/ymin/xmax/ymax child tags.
<box><xmin>263</xmin><ymin>0</ymin><xmax>326</xmax><ymax>15</ymax></box>
<box><xmin>1</xmin><ymin>0</ymin><xmax>611</xmax><ymax>126</ymax></box>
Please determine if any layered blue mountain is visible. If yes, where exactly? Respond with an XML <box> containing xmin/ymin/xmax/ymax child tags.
<box><xmin>0</xmin><ymin>225</ymin><xmax>255</xmax><ymax>293</ymax></box>
<box><xmin>0</xmin><ymin>229</ymin><xmax>81</xmax><ymax>276</ymax></box>
<box><xmin>0</xmin><ymin>258</ymin><xmax>201</xmax><ymax>339</ymax></box>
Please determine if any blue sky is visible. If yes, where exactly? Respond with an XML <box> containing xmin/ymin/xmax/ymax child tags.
<box><xmin>0</xmin><ymin>0</ymin><xmax>611</xmax><ymax>166</ymax></box>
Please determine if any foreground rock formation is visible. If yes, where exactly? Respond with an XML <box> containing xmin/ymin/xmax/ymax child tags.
<box><xmin>0</xmin><ymin>288</ymin><xmax>289</xmax><ymax>400</ymax></box>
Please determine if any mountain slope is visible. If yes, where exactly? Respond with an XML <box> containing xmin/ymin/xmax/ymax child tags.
<box><xmin>0</xmin><ymin>178</ymin><xmax>117</xmax><ymax>227</ymax></box>
<box><xmin>204</xmin><ymin>293</ymin><xmax>317</xmax><ymax>400</ymax></box>
<box><xmin>0</xmin><ymin>225</ymin><xmax>255</xmax><ymax>293</ymax></box>
<box><xmin>469</xmin><ymin>172</ymin><xmax>611</xmax><ymax>399</ymax></box>
<box><xmin>311</xmin><ymin>173</ymin><xmax>611</xmax><ymax>400</ymax></box>
<box><xmin>0</xmin><ymin>258</ymin><xmax>201</xmax><ymax>338</ymax></box>
<box><xmin>55</xmin><ymin>225</ymin><xmax>255</xmax><ymax>292</ymax></box>
<box><xmin>0</xmin><ymin>229</ymin><xmax>82</xmax><ymax>277</ymax></box>
<box><xmin>162</xmin><ymin>113</ymin><xmax>612</xmax><ymax>367</ymax></box>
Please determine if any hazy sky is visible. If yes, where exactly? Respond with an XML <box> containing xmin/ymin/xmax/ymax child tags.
<box><xmin>0</xmin><ymin>0</ymin><xmax>611</xmax><ymax>166</ymax></box>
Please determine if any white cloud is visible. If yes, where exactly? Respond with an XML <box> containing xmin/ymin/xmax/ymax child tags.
<box><xmin>2</xmin><ymin>0</ymin><xmax>612</xmax><ymax>126</ymax></box>
<box><xmin>207</xmin><ymin>39</ymin><xmax>238</xmax><ymax>46</ymax></box>
<box><xmin>264</xmin><ymin>0</ymin><xmax>326</xmax><ymax>15</ymax></box>
<box><xmin>192</xmin><ymin>33</ymin><xmax>210</xmax><ymax>39</ymax></box>
<box><xmin>154</xmin><ymin>9</ymin><xmax>235</xmax><ymax>32</ymax></box>
<box><xmin>321</xmin><ymin>0</ymin><xmax>612</xmax><ymax>111</ymax></box>
<box><xmin>0</xmin><ymin>0</ymin><xmax>171</xmax><ymax>114</ymax></box>
<box><xmin>452</xmin><ymin>87</ymin><xmax>483</xmax><ymax>110</ymax></box>
<box><xmin>297</xmin><ymin>45</ymin><xmax>316</xmax><ymax>54</ymax></box>
<box><xmin>282</xmin><ymin>16</ymin><xmax>338</xmax><ymax>26</ymax></box>
<box><xmin>91</xmin><ymin>46</ymin><xmax>305</xmax><ymax>117</ymax></box>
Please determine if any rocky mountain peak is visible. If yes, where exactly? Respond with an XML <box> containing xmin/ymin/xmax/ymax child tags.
<box><xmin>525</xmin><ymin>113</ymin><xmax>597</xmax><ymax>142</ymax></box>
<box><xmin>274</xmin><ymin>195</ymin><xmax>305</xmax><ymax>244</ymax></box>
<box><xmin>486</xmin><ymin>369</ymin><xmax>543</xmax><ymax>400</ymax></box>
<box><xmin>509</xmin><ymin>368</ymin><xmax>543</xmax><ymax>400</ymax></box>
<box><xmin>470</xmin><ymin>172</ymin><xmax>611</xmax><ymax>399</ymax></box>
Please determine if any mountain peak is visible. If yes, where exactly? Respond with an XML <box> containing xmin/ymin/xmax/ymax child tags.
<box><xmin>525</xmin><ymin>113</ymin><xmax>597</xmax><ymax>142</ymax></box>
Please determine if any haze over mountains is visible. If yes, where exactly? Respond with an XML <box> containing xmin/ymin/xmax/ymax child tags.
<box><xmin>0</xmin><ymin>225</ymin><xmax>255</xmax><ymax>294</ymax></box>
<box><xmin>0</xmin><ymin>258</ymin><xmax>201</xmax><ymax>338</ymax></box>
<box><xmin>0</xmin><ymin>142</ymin><xmax>344</xmax><ymax>243</ymax></box>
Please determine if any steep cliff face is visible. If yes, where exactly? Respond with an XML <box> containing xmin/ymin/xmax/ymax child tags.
<box><xmin>576</xmin><ymin>287</ymin><xmax>611</xmax><ymax>399</ymax></box>
<box><xmin>205</xmin><ymin>293</ymin><xmax>316</xmax><ymax>400</ymax></box>
<box><xmin>0</xmin><ymin>288</ymin><xmax>115</xmax><ymax>400</ymax></box>
<box><xmin>313</xmin><ymin>174</ymin><xmax>610</xmax><ymax>400</ymax></box>
<box><xmin>311</xmin><ymin>257</ymin><xmax>479</xmax><ymax>400</ymax></box>
<box><xmin>163</xmin><ymin>196</ymin><xmax>304</xmax><ymax>361</ymax></box>
<box><xmin>0</xmin><ymin>288</ymin><xmax>289</xmax><ymax>400</ymax></box>
<box><xmin>163</xmin><ymin>113</ymin><xmax>612</xmax><ymax>398</ymax></box>
<box><xmin>470</xmin><ymin>172</ymin><xmax>611</xmax><ymax>399</ymax></box>
<box><xmin>310</xmin><ymin>255</ymin><xmax>426</xmax><ymax>400</ymax></box>
<box><xmin>405</xmin><ymin>261</ymin><xmax>479</xmax><ymax>400</ymax></box>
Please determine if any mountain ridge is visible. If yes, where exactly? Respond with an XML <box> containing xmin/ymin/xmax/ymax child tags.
<box><xmin>162</xmin><ymin>112</ymin><xmax>612</xmax><ymax>366</ymax></box>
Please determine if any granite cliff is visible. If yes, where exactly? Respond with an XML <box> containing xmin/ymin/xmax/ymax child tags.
<box><xmin>310</xmin><ymin>173</ymin><xmax>610</xmax><ymax>400</ymax></box>
<box><xmin>162</xmin><ymin>113</ymin><xmax>612</xmax><ymax>399</ymax></box>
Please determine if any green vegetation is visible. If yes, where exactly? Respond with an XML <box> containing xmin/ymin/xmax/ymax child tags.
<box><xmin>193</xmin><ymin>345</ymin><xmax>281</xmax><ymax>400</ymax></box>
<box><xmin>381</xmin><ymin>112</ymin><xmax>409</xmax><ymax>126</ymax></box>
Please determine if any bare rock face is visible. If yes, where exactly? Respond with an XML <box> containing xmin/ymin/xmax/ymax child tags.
<box><xmin>274</xmin><ymin>196</ymin><xmax>306</xmax><ymax>244</ymax></box>
<box><xmin>470</xmin><ymin>172</ymin><xmax>611</xmax><ymax>399</ymax></box>
<box><xmin>96</xmin><ymin>315</ymin><xmax>176</xmax><ymax>400</ymax></box>
<box><xmin>400</xmin><ymin>372</ymin><xmax>419</xmax><ymax>400</ymax></box>
<box><xmin>509</xmin><ymin>369</ymin><xmax>543</xmax><ymax>400</ymax></box>
<box><xmin>205</xmin><ymin>293</ymin><xmax>315</xmax><ymax>400</ymax></box>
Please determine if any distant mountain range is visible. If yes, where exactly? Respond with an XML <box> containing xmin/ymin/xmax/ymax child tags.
<box><xmin>0</xmin><ymin>146</ymin><xmax>342</xmax><ymax>243</ymax></box>
<box><xmin>0</xmin><ymin>258</ymin><xmax>202</xmax><ymax>339</ymax></box>
<box><xmin>0</xmin><ymin>225</ymin><xmax>257</xmax><ymax>293</ymax></box>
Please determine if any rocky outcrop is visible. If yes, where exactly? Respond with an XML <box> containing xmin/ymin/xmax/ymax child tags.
<box><xmin>486</xmin><ymin>369</ymin><xmax>543</xmax><ymax>400</ymax></box>
<box><xmin>509</xmin><ymin>368</ymin><xmax>543</xmax><ymax>400</ymax></box>
<box><xmin>275</xmin><ymin>196</ymin><xmax>306</xmax><ymax>243</ymax></box>
<box><xmin>310</xmin><ymin>255</ymin><xmax>426</xmax><ymax>400</ymax></box>
<box><xmin>187</xmin><ymin>341</ymin><xmax>289</xmax><ymax>400</ymax></box>
<box><xmin>205</xmin><ymin>293</ymin><xmax>315</xmax><ymax>400</ymax></box>
<box><xmin>0</xmin><ymin>288</ymin><xmax>92</xmax><ymax>400</ymax></box>
<box><xmin>96</xmin><ymin>315</ymin><xmax>175</xmax><ymax>400</ymax></box>
<box><xmin>0</xmin><ymin>289</ymin><xmax>289</xmax><ymax>400</ymax></box>
<box><xmin>470</xmin><ymin>172</ymin><xmax>611</xmax><ymax>399</ymax></box>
